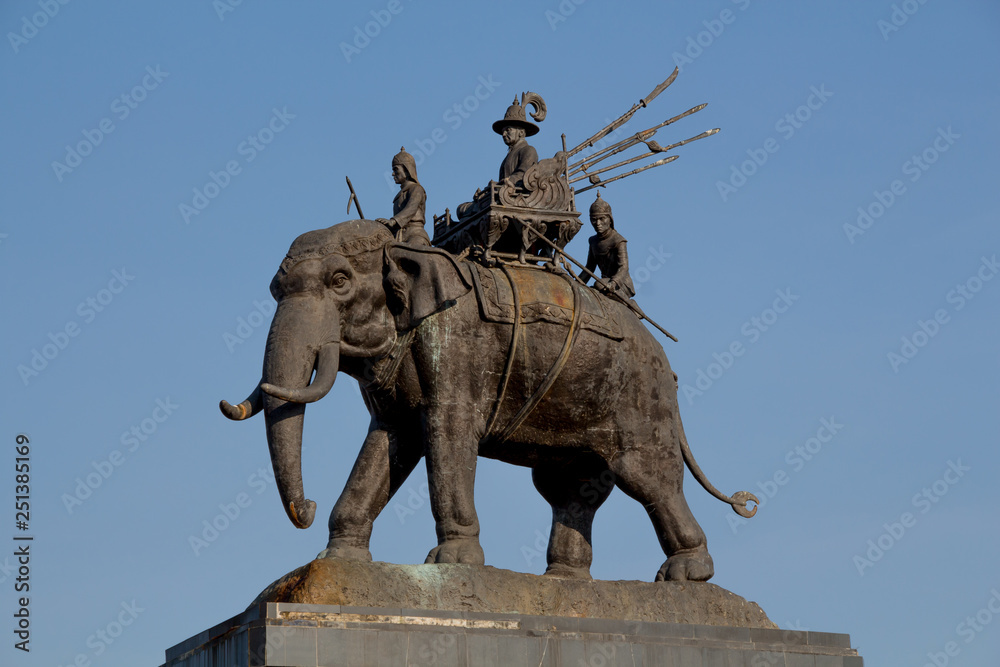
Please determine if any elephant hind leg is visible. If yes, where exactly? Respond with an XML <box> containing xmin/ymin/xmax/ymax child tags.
<box><xmin>531</xmin><ymin>461</ymin><xmax>615</xmax><ymax>579</ymax></box>
<box><xmin>609</xmin><ymin>451</ymin><xmax>713</xmax><ymax>582</ymax></box>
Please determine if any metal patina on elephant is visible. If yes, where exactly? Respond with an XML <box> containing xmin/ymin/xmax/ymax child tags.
<box><xmin>220</xmin><ymin>219</ymin><xmax>756</xmax><ymax>582</ymax></box>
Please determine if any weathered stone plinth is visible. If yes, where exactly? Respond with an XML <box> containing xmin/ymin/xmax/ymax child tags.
<box><xmin>162</xmin><ymin>559</ymin><xmax>863</xmax><ymax>666</ymax></box>
<box><xmin>251</xmin><ymin>558</ymin><xmax>775</xmax><ymax>629</ymax></box>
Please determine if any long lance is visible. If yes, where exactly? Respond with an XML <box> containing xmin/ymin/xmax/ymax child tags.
<box><xmin>523</xmin><ymin>227</ymin><xmax>678</xmax><ymax>342</ymax></box>
<box><xmin>570</xmin><ymin>103</ymin><xmax>707</xmax><ymax>174</ymax></box>
<box><xmin>575</xmin><ymin>155</ymin><xmax>679</xmax><ymax>194</ymax></box>
<box><xmin>570</xmin><ymin>151</ymin><xmax>654</xmax><ymax>185</ymax></box>
<box><xmin>569</xmin><ymin>103</ymin><xmax>707</xmax><ymax>175</ymax></box>
<box><xmin>346</xmin><ymin>176</ymin><xmax>365</xmax><ymax>219</ymax></box>
<box><xmin>568</xmin><ymin>129</ymin><xmax>719</xmax><ymax>185</ymax></box>
<box><xmin>565</xmin><ymin>67</ymin><xmax>679</xmax><ymax>159</ymax></box>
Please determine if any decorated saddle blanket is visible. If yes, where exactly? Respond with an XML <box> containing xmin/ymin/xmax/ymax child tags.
<box><xmin>469</xmin><ymin>263</ymin><xmax>624</xmax><ymax>340</ymax></box>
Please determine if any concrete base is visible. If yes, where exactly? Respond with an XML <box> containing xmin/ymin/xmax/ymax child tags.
<box><xmin>162</xmin><ymin>603</ymin><xmax>862</xmax><ymax>666</ymax></box>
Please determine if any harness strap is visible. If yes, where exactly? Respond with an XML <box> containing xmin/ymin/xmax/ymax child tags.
<box><xmin>370</xmin><ymin>329</ymin><xmax>415</xmax><ymax>390</ymax></box>
<box><xmin>482</xmin><ymin>264</ymin><xmax>522</xmax><ymax>439</ymax></box>
<box><xmin>490</xmin><ymin>271</ymin><xmax>584</xmax><ymax>445</ymax></box>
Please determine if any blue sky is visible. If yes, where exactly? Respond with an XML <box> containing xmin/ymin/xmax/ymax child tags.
<box><xmin>2</xmin><ymin>1</ymin><xmax>999</xmax><ymax>665</ymax></box>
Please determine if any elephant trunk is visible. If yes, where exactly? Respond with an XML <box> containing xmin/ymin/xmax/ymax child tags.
<box><xmin>260</xmin><ymin>298</ymin><xmax>340</xmax><ymax>529</ymax></box>
<box><xmin>260</xmin><ymin>343</ymin><xmax>339</xmax><ymax>403</ymax></box>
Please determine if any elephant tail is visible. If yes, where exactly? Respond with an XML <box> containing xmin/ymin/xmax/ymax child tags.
<box><xmin>679</xmin><ymin>425</ymin><xmax>759</xmax><ymax>518</ymax></box>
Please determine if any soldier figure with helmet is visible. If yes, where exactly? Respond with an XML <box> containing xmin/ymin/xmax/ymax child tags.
<box><xmin>584</xmin><ymin>193</ymin><xmax>635</xmax><ymax>297</ymax></box>
<box><xmin>379</xmin><ymin>146</ymin><xmax>431</xmax><ymax>246</ymax></box>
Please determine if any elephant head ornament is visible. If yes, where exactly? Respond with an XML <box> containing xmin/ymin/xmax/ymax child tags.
<box><xmin>221</xmin><ymin>219</ymin><xmax>756</xmax><ymax>581</ymax></box>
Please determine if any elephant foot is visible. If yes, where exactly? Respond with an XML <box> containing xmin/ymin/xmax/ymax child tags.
<box><xmin>317</xmin><ymin>539</ymin><xmax>372</xmax><ymax>562</ymax></box>
<box><xmin>655</xmin><ymin>547</ymin><xmax>714</xmax><ymax>582</ymax></box>
<box><xmin>424</xmin><ymin>538</ymin><xmax>485</xmax><ymax>565</ymax></box>
<box><xmin>543</xmin><ymin>563</ymin><xmax>592</xmax><ymax>580</ymax></box>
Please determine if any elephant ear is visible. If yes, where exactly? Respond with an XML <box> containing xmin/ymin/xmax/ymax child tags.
<box><xmin>383</xmin><ymin>245</ymin><xmax>472</xmax><ymax>331</ymax></box>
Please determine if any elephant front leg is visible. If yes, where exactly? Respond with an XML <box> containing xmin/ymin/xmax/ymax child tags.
<box><xmin>319</xmin><ymin>427</ymin><xmax>423</xmax><ymax>561</ymax></box>
<box><xmin>423</xmin><ymin>411</ymin><xmax>485</xmax><ymax>565</ymax></box>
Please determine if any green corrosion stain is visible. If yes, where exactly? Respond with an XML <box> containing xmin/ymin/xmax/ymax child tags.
<box><xmin>423</xmin><ymin>312</ymin><xmax>451</xmax><ymax>376</ymax></box>
<box><xmin>400</xmin><ymin>562</ymin><xmax>446</xmax><ymax>588</ymax></box>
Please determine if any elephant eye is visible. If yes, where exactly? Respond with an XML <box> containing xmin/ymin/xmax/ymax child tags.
<box><xmin>329</xmin><ymin>273</ymin><xmax>350</xmax><ymax>292</ymax></box>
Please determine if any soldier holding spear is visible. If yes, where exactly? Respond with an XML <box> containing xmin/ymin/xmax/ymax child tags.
<box><xmin>583</xmin><ymin>193</ymin><xmax>635</xmax><ymax>298</ymax></box>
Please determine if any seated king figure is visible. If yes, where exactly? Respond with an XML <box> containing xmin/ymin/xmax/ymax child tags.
<box><xmin>456</xmin><ymin>96</ymin><xmax>542</xmax><ymax>222</ymax></box>
<box><xmin>493</xmin><ymin>96</ymin><xmax>539</xmax><ymax>187</ymax></box>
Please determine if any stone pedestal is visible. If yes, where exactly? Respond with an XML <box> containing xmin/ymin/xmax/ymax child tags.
<box><xmin>162</xmin><ymin>559</ymin><xmax>862</xmax><ymax>666</ymax></box>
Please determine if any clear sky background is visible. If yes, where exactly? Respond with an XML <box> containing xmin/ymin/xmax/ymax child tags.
<box><xmin>2</xmin><ymin>1</ymin><xmax>998</xmax><ymax>665</ymax></box>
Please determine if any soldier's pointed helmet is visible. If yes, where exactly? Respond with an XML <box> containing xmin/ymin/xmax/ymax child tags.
<box><xmin>589</xmin><ymin>192</ymin><xmax>614</xmax><ymax>228</ymax></box>
<box><xmin>492</xmin><ymin>92</ymin><xmax>546</xmax><ymax>137</ymax></box>
<box><xmin>391</xmin><ymin>146</ymin><xmax>418</xmax><ymax>182</ymax></box>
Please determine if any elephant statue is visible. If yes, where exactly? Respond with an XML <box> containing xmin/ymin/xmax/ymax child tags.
<box><xmin>220</xmin><ymin>219</ymin><xmax>756</xmax><ymax>582</ymax></box>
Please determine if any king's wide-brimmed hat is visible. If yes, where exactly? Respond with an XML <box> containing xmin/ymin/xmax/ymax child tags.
<box><xmin>493</xmin><ymin>98</ymin><xmax>539</xmax><ymax>136</ymax></box>
<box><xmin>492</xmin><ymin>92</ymin><xmax>546</xmax><ymax>136</ymax></box>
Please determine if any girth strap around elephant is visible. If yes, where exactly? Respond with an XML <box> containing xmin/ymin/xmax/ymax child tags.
<box><xmin>481</xmin><ymin>265</ymin><xmax>585</xmax><ymax>446</ymax></box>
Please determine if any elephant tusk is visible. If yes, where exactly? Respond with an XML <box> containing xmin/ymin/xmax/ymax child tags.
<box><xmin>260</xmin><ymin>343</ymin><xmax>339</xmax><ymax>404</ymax></box>
<box><xmin>219</xmin><ymin>384</ymin><xmax>263</xmax><ymax>421</ymax></box>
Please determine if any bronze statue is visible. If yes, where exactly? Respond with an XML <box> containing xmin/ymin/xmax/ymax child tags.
<box><xmin>220</xmin><ymin>70</ymin><xmax>754</xmax><ymax>584</ymax></box>
<box><xmin>584</xmin><ymin>193</ymin><xmax>635</xmax><ymax>297</ymax></box>
<box><xmin>378</xmin><ymin>147</ymin><xmax>430</xmax><ymax>246</ymax></box>
<box><xmin>493</xmin><ymin>95</ymin><xmax>542</xmax><ymax>188</ymax></box>
<box><xmin>442</xmin><ymin>92</ymin><xmax>588</xmax><ymax>263</ymax></box>
<box><xmin>221</xmin><ymin>219</ymin><xmax>756</xmax><ymax>582</ymax></box>
<box><xmin>455</xmin><ymin>92</ymin><xmax>549</xmax><ymax>225</ymax></box>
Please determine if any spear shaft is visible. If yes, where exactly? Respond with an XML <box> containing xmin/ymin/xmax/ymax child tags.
<box><xmin>569</xmin><ymin>128</ymin><xmax>719</xmax><ymax>184</ymax></box>
<box><xmin>569</xmin><ymin>150</ymin><xmax>654</xmax><ymax>184</ymax></box>
<box><xmin>565</xmin><ymin>68</ymin><xmax>679</xmax><ymax>158</ymax></box>
<box><xmin>575</xmin><ymin>155</ymin><xmax>679</xmax><ymax>193</ymax></box>
<box><xmin>569</xmin><ymin>103</ymin><xmax>707</xmax><ymax>175</ymax></box>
